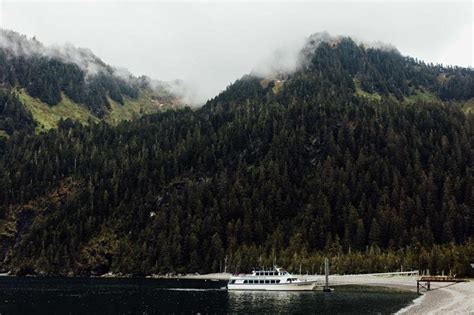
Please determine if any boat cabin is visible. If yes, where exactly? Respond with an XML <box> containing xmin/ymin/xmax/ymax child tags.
<box><xmin>253</xmin><ymin>269</ymin><xmax>289</xmax><ymax>276</ymax></box>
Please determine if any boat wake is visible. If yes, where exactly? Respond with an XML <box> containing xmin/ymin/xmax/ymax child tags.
<box><xmin>161</xmin><ymin>288</ymin><xmax>226</xmax><ymax>291</ymax></box>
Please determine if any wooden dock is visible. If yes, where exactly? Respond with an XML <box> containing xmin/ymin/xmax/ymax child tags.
<box><xmin>417</xmin><ymin>276</ymin><xmax>467</xmax><ymax>294</ymax></box>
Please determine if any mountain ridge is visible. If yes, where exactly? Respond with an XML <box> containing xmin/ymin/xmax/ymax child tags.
<box><xmin>0</xmin><ymin>29</ymin><xmax>183</xmax><ymax>136</ymax></box>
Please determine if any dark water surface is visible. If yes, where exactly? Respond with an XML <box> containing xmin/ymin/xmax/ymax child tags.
<box><xmin>0</xmin><ymin>277</ymin><xmax>417</xmax><ymax>314</ymax></box>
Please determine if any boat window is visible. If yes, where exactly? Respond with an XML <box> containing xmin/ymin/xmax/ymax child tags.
<box><xmin>259</xmin><ymin>280</ymin><xmax>263</xmax><ymax>284</ymax></box>
<box><xmin>244</xmin><ymin>280</ymin><xmax>248</xmax><ymax>284</ymax></box>
<box><xmin>270</xmin><ymin>280</ymin><xmax>275</xmax><ymax>284</ymax></box>
<box><xmin>229</xmin><ymin>280</ymin><xmax>235</xmax><ymax>284</ymax></box>
<box><xmin>265</xmin><ymin>280</ymin><xmax>269</xmax><ymax>284</ymax></box>
<box><xmin>276</xmin><ymin>280</ymin><xmax>280</xmax><ymax>283</ymax></box>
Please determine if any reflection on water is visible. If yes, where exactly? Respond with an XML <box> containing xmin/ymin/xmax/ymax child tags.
<box><xmin>229</xmin><ymin>291</ymin><xmax>311</xmax><ymax>313</ymax></box>
<box><xmin>0</xmin><ymin>277</ymin><xmax>417</xmax><ymax>314</ymax></box>
<box><xmin>228</xmin><ymin>288</ymin><xmax>419</xmax><ymax>314</ymax></box>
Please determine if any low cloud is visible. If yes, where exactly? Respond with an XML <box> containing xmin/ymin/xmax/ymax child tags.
<box><xmin>0</xmin><ymin>29</ymin><xmax>109</xmax><ymax>76</ymax></box>
<box><xmin>1</xmin><ymin>2</ymin><xmax>471</xmax><ymax>105</ymax></box>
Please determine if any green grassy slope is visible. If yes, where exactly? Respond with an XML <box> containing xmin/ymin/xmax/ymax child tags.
<box><xmin>353</xmin><ymin>78</ymin><xmax>445</xmax><ymax>106</ymax></box>
<box><xmin>404</xmin><ymin>89</ymin><xmax>440</xmax><ymax>103</ymax></box>
<box><xmin>105</xmin><ymin>91</ymin><xmax>168</xmax><ymax>125</ymax></box>
<box><xmin>15</xmin><ymin>89</ymin><xmax>175</xmax><ymax>133</ymax></box>
<box><xmin>17</xmin><ymin>89</ymin><xmax>99</xmax><ymax>132</ymax></box>
<box><xmin>353</xmin><ymin>79</ymin><xmax>382</xmax><ymax>101</ymax></box>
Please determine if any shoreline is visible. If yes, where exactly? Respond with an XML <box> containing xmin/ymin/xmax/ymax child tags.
<box><xmin>2</xmin><ymin>271</ymin><xmax>472</xmax><ymax>313</ymax></box>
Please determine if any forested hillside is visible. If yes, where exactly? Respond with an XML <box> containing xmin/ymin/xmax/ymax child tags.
<box><xmin>0</xmin><ymin>29</ymin><xmax>180</xmax><ymax>136</ymax></box>
<box><xmin>0</xmin><ymin>34</ymin><xmax>473</xmax><ymax>277</ymax></box>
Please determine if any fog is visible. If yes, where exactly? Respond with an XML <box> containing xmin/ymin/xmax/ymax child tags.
<box><xmin>0</xmin><ymin>1</ymin><xmax>472</xmax><ymax>105</ymax></box>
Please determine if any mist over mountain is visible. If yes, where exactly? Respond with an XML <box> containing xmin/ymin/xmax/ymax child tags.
<box><xmin>222</xmin><ymin>32</ymin><xmax>473</xmax><ymax>105</ymax></box>
<box><xmin>0</xmin><ymin>29</ymin><xmax>185</xmax><ymax>136</ymax></box>
<box><xmin>0</xmin><ymin>29</ymin><xmax>109</xmax><ymax>76</ymax></box>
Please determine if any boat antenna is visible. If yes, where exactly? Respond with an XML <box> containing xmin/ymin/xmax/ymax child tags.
<box><xmin>272</xmin><ymin>248</ymin><xmax>276</xmax><ymax>267</ymax></box>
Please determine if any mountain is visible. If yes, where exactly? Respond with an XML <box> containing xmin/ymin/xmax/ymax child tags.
<box><xmin>0</xmin><ymin>29</ymin><xmax>182</xmax><ymax>137</ymax></box>
<box><xmin>0</xmin><ymin>33</ymin><xmax>473</xmax><ymax>277</ymax></box>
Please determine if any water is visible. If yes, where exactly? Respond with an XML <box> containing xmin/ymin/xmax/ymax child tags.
<box><xmin>0</xmin><ymin>277</ymin><xmax>417</xmax><ymax>314</ymax></box>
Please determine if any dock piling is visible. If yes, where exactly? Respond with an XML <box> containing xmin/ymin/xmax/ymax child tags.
<box><xmin>323</xmin><ymin>258</ymin><xmax>331</xmax><ymax>292</ymax></box>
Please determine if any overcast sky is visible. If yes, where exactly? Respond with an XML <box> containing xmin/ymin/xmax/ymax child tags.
<box><xmin>0</xmin><ymin>1</ymin><xmax>472</xmax><ymax>103</ymax></box>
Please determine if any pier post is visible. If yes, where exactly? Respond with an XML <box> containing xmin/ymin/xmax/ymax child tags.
<box><xmin>323</xmin><ymin>258</ymin><xmax>331</xmax><ymax>292</ymax></box>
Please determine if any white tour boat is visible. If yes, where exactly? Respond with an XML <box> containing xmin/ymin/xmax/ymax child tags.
<box><xmin>227</xmin><ymin>266</ymin><xmax>318</xmax><ymax>291</ymax></box>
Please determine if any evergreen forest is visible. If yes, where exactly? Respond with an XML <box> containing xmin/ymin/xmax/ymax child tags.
<box><xmin>0</xmin><ymin>34</ymin><xmax>473</xmax><ymax>277</ymax></box>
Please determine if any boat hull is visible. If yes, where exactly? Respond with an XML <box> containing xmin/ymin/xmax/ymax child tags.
<box><xmin>227</xmin><ymin>282</ymin><xmax>316</xmax><ymax>291</ymax></box>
